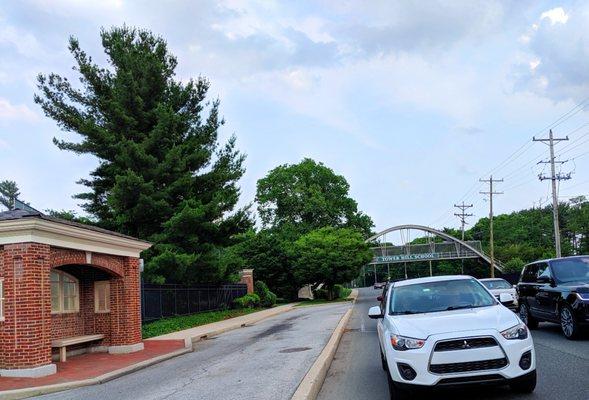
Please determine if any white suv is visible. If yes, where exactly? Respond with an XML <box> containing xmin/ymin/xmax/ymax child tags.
<box><xmin>368</xmin><ymin>275</ymin><xmax>536</xmax><ymax>399</ymax></box>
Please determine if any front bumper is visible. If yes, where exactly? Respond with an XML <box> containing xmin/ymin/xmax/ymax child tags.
<box><xmin>385</xmin><ymin>329</ymin><xmax>535</xmax><ymax>387</ymax></box>
<box><xmin>393</xmin><ymin>370</ymin><xmax>537</xmax><ymax>392</ymax></box>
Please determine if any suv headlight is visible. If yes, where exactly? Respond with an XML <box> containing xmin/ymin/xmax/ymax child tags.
<box><xmin>576</xmin><ymin>292</ymin><xmax>589</xmax><ymax>301</ymax></box>
<box><xmin>501</xmin><ymin>323</ymin><xmax>528</xmax><ymax>340</ymax></box>
<box><xmin>390</xmin><ymin>334</ymin><xmax>425</xmax><ymax>351</ymax></box>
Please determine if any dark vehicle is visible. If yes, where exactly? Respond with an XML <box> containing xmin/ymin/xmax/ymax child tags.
<box><xmin>517</xmin><ymin>256</ymin><xmax>589</xmax><ymax>339</ymax></box>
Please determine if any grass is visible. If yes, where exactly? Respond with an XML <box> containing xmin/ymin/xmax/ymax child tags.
<box><xmin>142</xmin><ymin>308</ymin><xmax>264</xmax><ymax>339</ymax></box>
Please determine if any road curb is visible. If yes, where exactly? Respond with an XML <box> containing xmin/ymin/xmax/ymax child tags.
<box><xmin>0</xmin><ymin>347</ymin><xmax>192</xmax><ymax>400</ymax></box>
<box><xmin>291</xmin><ymin>305</ymin><xmax>353</xmax><ymax>400</ymax></box>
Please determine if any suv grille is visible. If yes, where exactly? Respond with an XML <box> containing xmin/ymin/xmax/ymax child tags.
<box><xmin>430</xmin><ymin>357</ymin><xmax>508</xmax><ymax>374</ymax></box>
<box><xmin>434</xmin><ymin>337</ymin><xmax>498</xmax><ymax>352</ymax></box>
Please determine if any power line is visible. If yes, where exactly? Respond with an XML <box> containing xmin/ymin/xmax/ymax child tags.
<box><xmin>432</xmin><ymin>99</ymin><xmax>589</xmax><ymax>229</ymax></box>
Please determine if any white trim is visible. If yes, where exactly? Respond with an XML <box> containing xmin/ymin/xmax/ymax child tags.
<box><xmin>0</xmin><ymin>363</ymin><xmax>57</xmax><ymax>378</ymax></box>
<box><xmin>108</xmin><ymin>342</ymin><xmax>144</xmax><ymax>354</ymax></box>
<box><xmin>0</xmin><ymin>218</ymin><xmax>151</xmax><ymax>258</ymax></box>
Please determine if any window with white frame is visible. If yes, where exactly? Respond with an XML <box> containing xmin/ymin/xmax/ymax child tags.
<box><xmin>50</xmin><ymin>270</ymin><xmax>79</xmax><ymax>313</ymax></box>
<box><xmin>0</xmin><ymin>278</ymin><xmax>4</xmax><ymax>321</ymax></box>
<box><xmin>94</xmin><ymin>281</ymin><xmax>110</xmax><ymax>313</ymax></box>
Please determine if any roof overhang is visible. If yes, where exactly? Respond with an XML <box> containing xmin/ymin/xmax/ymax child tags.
<box><xmin>0</xmin><ymin>217</ymin><xmax>152</xmax><ymax>258</ymax></box>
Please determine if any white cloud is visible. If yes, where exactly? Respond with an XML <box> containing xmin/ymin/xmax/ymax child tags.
<box><xmin>513</xmin><ymin>4</ymin><xmax>589</xmax><ymax>102</ymax></box>
<box><xmin>0</xmin><ymin>24</ymin><xmax>42</xmax><ymax>58</ymax></box>
<box><xmin>540</xmin><ymin>7</ymin><xmax>569</xmax><ymax>25</ymax></box>
<box><xmin>0</xmin><ymin>98</ymin><xmax>38</xmax><ymax>122</ymax></box>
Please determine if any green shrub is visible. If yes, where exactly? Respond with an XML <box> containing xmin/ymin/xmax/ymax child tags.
<box><xmin>233</xmin><ymin>293</ymin><xmax>261</xmax><ymax>309</ymax></box>
<box><xmin>333</xmin><ymin>284</ymin><xmax>345</xmax><ymax>299</ymax></box>
<box><xmin>313</xmin><ymin>288</ymin><xmax>328</xmax><ymax>300</ymax></box>
<box><xmin>504</xmin><ymin>257</ymin><xmax>525</xmax><ymax>274</ymax></box>
<box><xmin>254</xmin><ymin>281</ymin><xmax>277</xmax><ymax>307</ymax></box>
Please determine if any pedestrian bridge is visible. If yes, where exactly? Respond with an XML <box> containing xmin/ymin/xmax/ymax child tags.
<box><xmin>367</xmin><ymin>224</ymin><xmax>503</xmax><ymax>272</ymax></box>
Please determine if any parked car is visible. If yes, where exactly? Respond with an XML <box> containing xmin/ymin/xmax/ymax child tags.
<box><xmin>368</xmin><ymin>275</ymin><xmax>536</xmax><ymax>399</ymax></box>
<box><xmin>480</xmin><ymin>278</ymin><xmax>518</xmax><ymax>310</ymax></box>
<box><xmin>374</xmin><ymin>282</ymin><xmax>386</xmax><ymax>289</ymax></box>
<box><xmin>517</xmin><ymin>256</ymin><xmax>589</xmax><ymax>339</ymax></box>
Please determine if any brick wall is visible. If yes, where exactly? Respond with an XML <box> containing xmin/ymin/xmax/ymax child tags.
<box><xmin>0</xmin><ymin>244</ymin><xmax>143</xmax><ymax>371</ymax></box>
<box><xmin>0</xmin><ymin>243</ymin><xmax>52</xmax><ymax>370</ymax></box>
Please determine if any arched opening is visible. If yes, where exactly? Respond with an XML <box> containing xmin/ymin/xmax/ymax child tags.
<box><xmin>49</xmin><ymin>263</ymin><xmax>121</xmax><ymax>357</ymax></box>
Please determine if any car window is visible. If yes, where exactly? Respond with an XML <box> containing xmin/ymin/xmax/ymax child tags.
<box><xmin>522</xmin><ymin>264</ymin><xmax>539</xmax><ymax>283</ymax></box>
<box><xmin>536</xmin><ymin>263</ymin><xmax>549</xmax><ymax>280</ymax></box>
<box><xmin>538</xmin><ymin>264</ymin><xmax>552</xmax><ymax>281</ymax></box>
<box><xmin>550</xmin><ymin>258</ymin><xmax>589</xmax><ymax>283</ymax></box>
<box><xmin>389</xmin><ymin>278</ymin><xmax>496</xmax><ymax>315</ymax></box>
<box><xmin>481</xmin><ymin>279</ymin><xmax>512</xmax><ymax>289</ymax></box>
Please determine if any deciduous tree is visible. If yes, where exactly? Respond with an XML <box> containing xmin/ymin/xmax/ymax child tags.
<box><xmin>292</xmin><ymin>227</ymin><xmax>373</xmax><ymax>299</ymax></box>
<box><xmin>256</xmin><ymin>158</ymin><xmax>373</xmax><ymax>237</ymax></box>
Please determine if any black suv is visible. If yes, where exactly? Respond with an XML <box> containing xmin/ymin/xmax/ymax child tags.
<box><xmin>517</xmin><ymin>256</ymin><xmax>589</xmax><ymax>339</ymax></box>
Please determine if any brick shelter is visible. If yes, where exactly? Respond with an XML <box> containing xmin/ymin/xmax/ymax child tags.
<box><xmin>0</xmin><ymin>210</ymin><xmax>151</xmax><ymax>378</ymax></box>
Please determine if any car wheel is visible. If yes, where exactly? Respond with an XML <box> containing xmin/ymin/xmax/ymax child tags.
<box><xmin>560</xmin><ymin>304</ymin><xmax>580</xmax><ymax>340</ymax></box>
<box><xmin>387</xmin><ymin>372</ymin><xmax>410</xmax><ymax>400</ymax></box>
<box><xmin>519</xmin><ymin>303</ymin><xmax>539</xmax><ymax>329</ymax></box>
<box><xmin>510</xmin><ymin>370</ymin><xmax>537</xmax><ymax>393</ymax></box>
<box><xmin>380</xmin><ymin>348</ymin><xmax>388</xmax><ymax>371</ymax></box>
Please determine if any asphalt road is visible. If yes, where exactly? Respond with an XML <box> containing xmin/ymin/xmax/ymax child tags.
<box><xmin>318</xmin><ymin>287</ymin><xmax>589</xmax><ymax>400</ymax></box>
<box><xmin>33</xmin><ymin>302</ymin><xmax>352</xmax><ymax>400</ymax></box>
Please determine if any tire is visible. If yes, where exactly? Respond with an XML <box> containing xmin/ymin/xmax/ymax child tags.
<box><xmin>560</xmin><ymin>304</ymin><xmax>581</xmax><ymax>340</ymax></box>
<box><xmin>519</xmin><ymin>303</ymin><xmax>539</xmax><ymax>330</ymax></box>
<box><xmin>386</xmin><ymin>372</ymin><xmax>411</xmax><ymax>400</ymax></box>
<box><xmin>380</xmin><ymin>348</ymin><xmax>388</xmax><ymax>371</ymax></box>
<box><xmin>510</xmin><ymin>370</ymin><xmax>537</xmax><ymax>394</ymax></box>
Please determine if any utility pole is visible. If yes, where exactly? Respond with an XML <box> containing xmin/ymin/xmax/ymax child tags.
<box><xmin>454</xmin><ymin>202</ymin><xmax>473</xmax><ymax>274</ymax></box>
<box><xmin>480</xmin><ymin>176</ymin><xmax>503</xmax><ymax>278</ymax></box>
<box><xmin>533</xmin><ymin>130</ymin><xmax>571</xmax><ymax>258</ymax></box>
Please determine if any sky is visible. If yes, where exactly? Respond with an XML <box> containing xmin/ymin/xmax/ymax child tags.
<box><xmin>1</xmin><ymin>0</ymin><xmax>589</xmax><ymax>234</ymax></box>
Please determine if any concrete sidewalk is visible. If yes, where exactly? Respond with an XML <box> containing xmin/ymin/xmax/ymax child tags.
<box><xmin>0</xmin><ymin>305</ymin><xmax>297</xmax><ymax>400</ymax></box>
<box><xmin>146</xmin><ymin>303</ymin><xmax>297</xmax><ymax>346</ymax></box>
<box><xmin>0</xmin><ymin>340</ymin><xmax>189</xmax><ymax>400</ymax></box>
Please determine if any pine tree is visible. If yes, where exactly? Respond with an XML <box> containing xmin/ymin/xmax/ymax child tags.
<box><xmin>35</xmin><ymin>26</ymin><xmax>251</xmax><ymax>283</ymax></box>
<box><xmin>0</xmin><ymin>180</ymin><xmax>20</xmax><ymax>210</ymax></box>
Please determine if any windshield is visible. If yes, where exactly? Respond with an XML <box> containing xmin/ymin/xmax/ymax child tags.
<box><xmin>551</xmin><ymin>258</ymin><xmax>589</xmax><ymax>283</ymax></box>
<box><xmin>481</xmin><ymin>279</ymin><xmax>512</xmax><ymax>290</ymax></box>
<box><xmin>389</xmin><ymin>278</ymin><xmax>496</xmax><ymax>315</ymax></box>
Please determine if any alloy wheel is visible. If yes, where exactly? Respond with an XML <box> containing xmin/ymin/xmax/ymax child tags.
<box><xmin>561</xmin><ymin>307</ymin><xmax>574</xmax><ymax>338</ymax></box>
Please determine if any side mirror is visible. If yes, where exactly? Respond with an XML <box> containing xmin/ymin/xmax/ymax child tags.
<box><xmin>377</xmin><ymin>296</ymin><xmax>383</xmax><ymax>302</ymax></box>
<box><xmin>499</xmin><ymin>292</ymin><xmax>515</xmax><ymax>306</ymax></box>
<box><xmin>368</xmin><ymin>306</ymin><xmax>383</xmax><ymax>319</ymax></box>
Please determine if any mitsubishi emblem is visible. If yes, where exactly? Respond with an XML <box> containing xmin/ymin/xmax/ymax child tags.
<box><xmin>462</xmin><ymin>340</ymin><xmax>470</xmax><ymax>349</ymax></box>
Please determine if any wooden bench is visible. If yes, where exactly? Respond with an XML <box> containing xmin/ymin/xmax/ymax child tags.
<box><xmin>51</xmin><ymin>334</ymin><xmax>105</xmax><ymax>362</ymax></box>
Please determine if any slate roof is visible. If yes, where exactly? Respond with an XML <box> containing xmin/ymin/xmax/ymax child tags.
<box><xmin>0</xmin><ymin>209</ymin><xmax>149</xmax><ymax>243</ymax></box>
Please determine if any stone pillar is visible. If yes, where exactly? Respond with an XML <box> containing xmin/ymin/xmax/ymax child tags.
<box><xmin>108</xmin><ymin>256</ymin><xmax>144</xmax><ymax>354</ymax></box>
<box><xmin>239</xmin><ymin>269</ymin><xmax>254</xmax><ymax>294</ymax></box>
<box><xmin>0</xmin><ymin>243</ymin><xmax>56</xmax><ymax>377</ymax></box>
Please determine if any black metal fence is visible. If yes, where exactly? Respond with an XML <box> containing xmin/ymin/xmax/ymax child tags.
<box><xmin>141</xmin><ymin>283</ymin><xmax>248</xmax><ymax>323</ymax></box>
